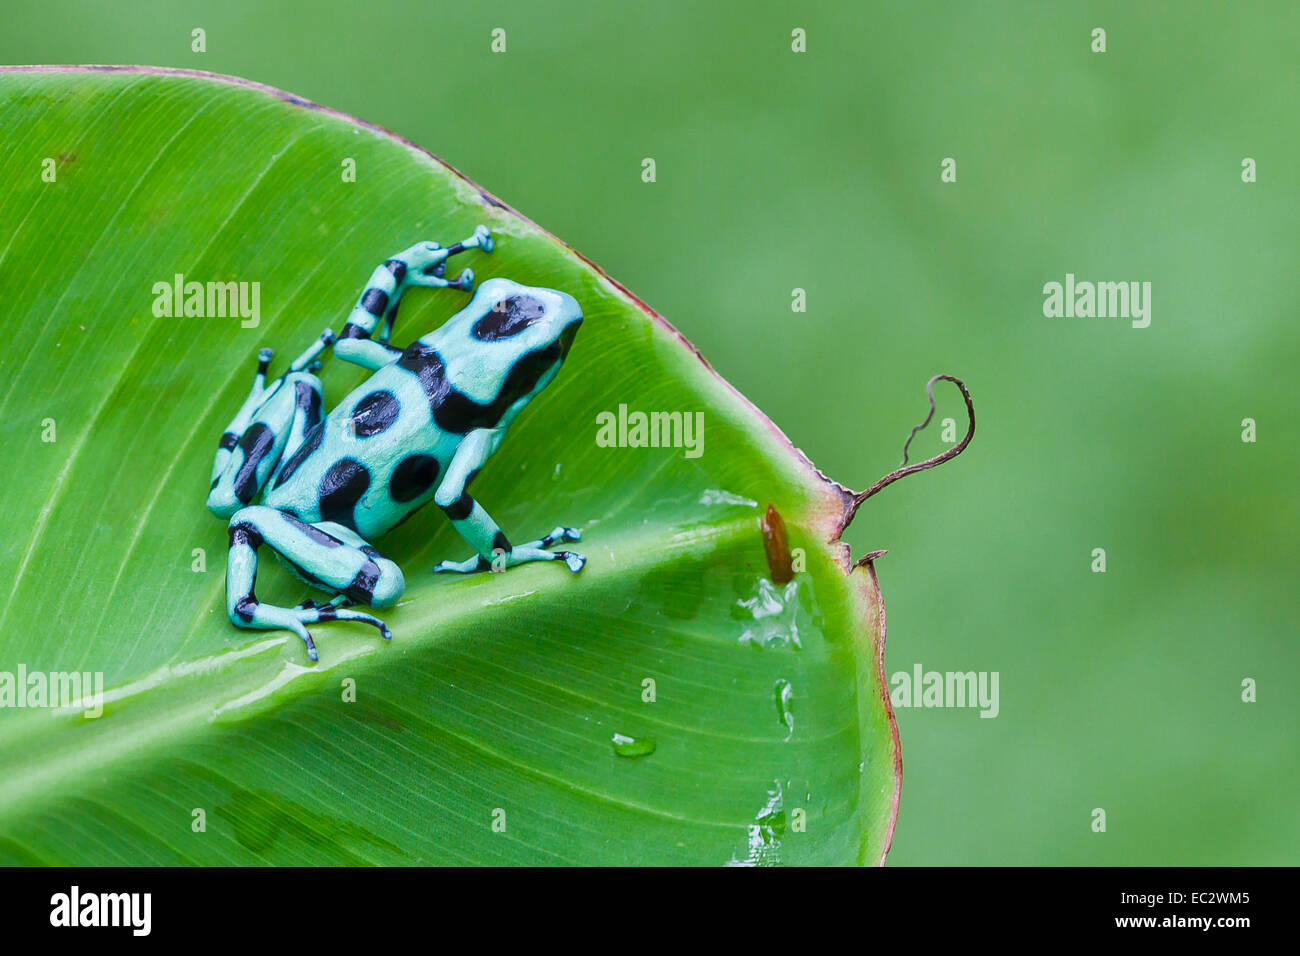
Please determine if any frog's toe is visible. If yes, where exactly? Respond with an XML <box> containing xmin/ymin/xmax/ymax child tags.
<box><xmin>312</xmin><ymin>606</ymin><xmax>390</xmax><ymax>636</ymax></box>
<box><xmin>456</xmin><ymin>268</ymin><xmax>475</xmax><ymax>290</ymax></box>
<box><xmin>272</xmin><ymin>616</ymin><xmax>317</xmax><ymax>660</ymax></box>
<box><xmin>272</xmin><ymin>615</ymin><xmax>320</xmax><ymax>661</ymax></box>
<box><xmin>528</xmin><ymin>527</ymin><xmax>581</xmax><ymax>549</ymax></box>
<box><xmin>508</xmin><ymin>545</ymin><xmax>586</xmax><ymax>572</ymax></box>
<box><xmin>474</xmin><ymin>225</ymin><xmax>494</xmax><ymax>253</ymax></box>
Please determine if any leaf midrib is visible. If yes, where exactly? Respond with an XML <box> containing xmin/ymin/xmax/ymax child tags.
<box><xmin>0</xmin><ymin>514</ymin><xmax>771</xmax><ymax>825</ymax></box>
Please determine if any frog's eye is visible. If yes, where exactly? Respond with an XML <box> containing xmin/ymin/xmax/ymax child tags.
<box><xmin>472</xmin><ymin>294</ymin><xmax>546</xmax><ymax>341</ymax></box>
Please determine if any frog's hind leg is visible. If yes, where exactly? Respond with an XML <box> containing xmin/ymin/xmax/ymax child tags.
<box><xmin>226</xmin><ymin>506</ymin><xmax>405</xmax><ymax>661</ymax></box>
<box><xmin>207</xmin><ymin>332</ymin><xmax>333</xmax><ymax>518</ymax></box>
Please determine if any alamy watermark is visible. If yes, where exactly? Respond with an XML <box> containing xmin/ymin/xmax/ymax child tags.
<box><xmin>0</xmin><ymin>664</ymin><xmax>104</xmax><ymax>718</ymax></box>
<box><xmin>50</xmin><ymin>886</ymin><xmax>150</xmax><ymax>936</ymax></box>
<box><xmin>1042</xmin><ymin>273</ymin><xmax>1151</xmax><ymax>328</ymax></box>
<box><xmin>595</xmin><ymin>404</ymin><xmax>704</xmax><ymax>458</ymax></box>
<box><xmin>152</xmin><ymin>273</ymin><xmax>261</xmax><ymax>328</ymax></box>
<box><xmin>890</xmin><ymin>664</ymin><xmax>999</xmax><ymax>718</ymax></box>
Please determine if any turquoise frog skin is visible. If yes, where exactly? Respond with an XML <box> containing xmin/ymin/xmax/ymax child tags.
<box><xmin>206</xmin><ymin>227</ymin><xmax>585</xmax><ymax>660</ymax></box>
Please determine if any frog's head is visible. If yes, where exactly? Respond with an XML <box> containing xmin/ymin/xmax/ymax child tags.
<box><xmin>466</xmin><ymin>277</ymin><xmax>584</xmax><ymax>371</ymax></box>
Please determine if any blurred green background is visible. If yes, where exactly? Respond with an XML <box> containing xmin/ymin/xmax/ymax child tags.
<box><xmin>2</xmin><ymin>1</ymin><xmax>1295</xmax><ymax>865</ymax></box>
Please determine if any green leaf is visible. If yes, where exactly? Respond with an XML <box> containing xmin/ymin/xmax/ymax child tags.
<box><xmin>0</xmin><ymin>67</ymin><xmax>898</xmax><ymax>865</ymax></box>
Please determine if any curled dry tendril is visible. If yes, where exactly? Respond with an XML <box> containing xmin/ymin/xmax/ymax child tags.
<box><xmin>845</xmin><ymin>374</ymin><xmax>975</xmax><ymax>531</ymax></box>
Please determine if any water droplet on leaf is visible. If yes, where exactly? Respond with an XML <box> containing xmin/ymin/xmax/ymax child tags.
<box><xmin>611</xmin><ymin>732</ymin><xmax>656</xmax><ymax>757</ymax></box>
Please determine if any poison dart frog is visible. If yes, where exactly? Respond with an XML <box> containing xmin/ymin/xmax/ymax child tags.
<box><xmin>206</xmin><ymin>227</ymin><xmax>584</xmax><ymax>660</ymax></box>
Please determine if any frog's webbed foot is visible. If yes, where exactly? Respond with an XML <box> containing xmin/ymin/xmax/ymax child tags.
<box><xmin>239</xmin><ymin>603</ymin><xmax>392</xmax><ymax>662</ymax></box>
<box><xmin>409</xmin><ymin>226</ymin><xmax>492</xmax><ymax>289</ymax></box>
<box><xmin>433</xmin><ymin>526</ymin><xmax>586</xmax><ymax>576</ymax></box>
<box><xmin>296</xmin><ymin>603</ymin><xmax>394</xmax><ymax>652</ymax></box>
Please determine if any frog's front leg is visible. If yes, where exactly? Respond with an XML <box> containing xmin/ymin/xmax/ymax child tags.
<box><xmin>335</xmin><ymin>225</ymin><xmax>493</xmax><ymax>353</ymax></box>
<box><xmin>226</xmin><ymin>506</ymin><xmax>405</xmax><ymax>661</ymax></box>
<box><xmin>431</xmin><ymin>428</ymin><xmax>585</xmax><ymax>575</ymax></box>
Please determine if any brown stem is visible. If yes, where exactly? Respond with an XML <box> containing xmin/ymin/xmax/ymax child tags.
<box><xmin>848</xmin><ymin>374</ymin><xmax>975</xmax><ymax>520</ymax></box>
